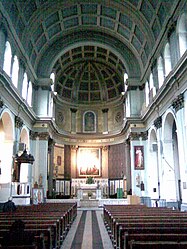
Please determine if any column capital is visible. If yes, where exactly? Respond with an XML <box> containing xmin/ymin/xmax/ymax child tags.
<box><xmin>154</xmin><ymin>116</ymin><xmax>162</xmax><ymax>129</ymax></box>
<box><xmin>71</xmin><ymin>145</ymin><xmax>79</xmax><ymax>151</ymax></box>
<box><xmin>30</xmin><ymin>131</ymin><xmax>50</xmax><ymax>140</ymax></box>
<box><xmin>70</xmin><ymin>108</ymin><xmax>77</xmax><ymax>113</ymax></box>
<box><xmin>129</xmin><ymin>131</ymin><xmax>148</xmax><ymax>141</ymax></box>
<box><xmin>102</xmin><ymin>108</ymin><xmax>109</xmax><ymax>113</ymax></box>
<box><xmin>15</xmin><ymin>116</ymin><xmax>23</xmax><ymax>129</ymax></box>
<box><xmin>172</xmin><ymin>93</ymin><xmax>184</xmax><ymax>112</ymax></box>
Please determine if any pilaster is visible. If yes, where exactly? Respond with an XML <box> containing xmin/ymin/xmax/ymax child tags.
<box><xmin>70</xmin><ymin>108</ymin><xmax>77</xmax><ymax>133</ymax></box>
<box><xmin>33</xmin><ymin>78</ymin><xmax>52</xmax><ymax>117</ymax></box>
<box><xmin>102</xmin><ymin>108</ymin><xmax>109</xmax><ymax>134</ymax></box>
<box><xmin>31</xmin><ymin>131</ymin><xmax>50</xmax><ymax>197</ymax></box>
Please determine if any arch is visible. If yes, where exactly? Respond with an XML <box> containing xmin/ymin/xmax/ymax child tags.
<box><xmin>3</xmin><ymin>41</ymin><xmax>12</xmax><ymax>76</ymax></box>
<box><xmin>177</xmin><ymin>13</ymin><xmax>187</xmax><ymax>57</ymax></box>
<box><xmin>20</xmin><ymin>127</ymin><xmax>30</xmax><ymax>150</ymax></box>
<box><xmin>11</xmin><ymin>55</ymin><xmax>19</xmax><ymax>87</ymax></box>
<box><xmin>19</xmin><ymin>127</ymin><xmax>31</xmax><ymax>183</ymax></box>
<box><xmin>162</xmin><ymin>110</ymin><xmax>180</xmax><ymax>203</ymax></box>
<box><xmin>0</xmin><ymin>110</ymin><xmax>14</xmax><ymax>193</ymax></box>
<box><xmin>164</xmin><ymin>43</ymin><xmax>172</xmax><ymax>76</ymax></box>
<box><xmin>0</xmin><ymin>109</ymin><xmax>14</xmax><ymax>141</ymax></box>
<box><xmin>36</xmin><ymin>31</ymin><xmax>141</xmax><ymax>79</ymax></box>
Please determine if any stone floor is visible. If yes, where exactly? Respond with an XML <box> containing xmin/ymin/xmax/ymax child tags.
<box><xmin>61</xmin><ymin>207</ymin><xmax>114</xmax><ymax>249</ymax></box>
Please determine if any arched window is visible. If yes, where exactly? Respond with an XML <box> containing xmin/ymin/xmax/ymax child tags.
<box><xmin>149</xmin><ymin>73</ymin><xmax>156</xmax><ymax>98</ymax></box>
<box><xmin>178</xmin><ymin>13</ymin><xmax>187</xmax><ymax>57</ymax></box>
<box><xmin>11</xmin><ymin>55</ymin><xmax>19</xmax><ymax>87</ymax></box>
<box><xmin>157</xmin><ymin>56</ymin><xmax>164</xmax><ymax>88</ymax></box>
<box><xmin>50</xmin><ymin>72</ymin><xmax>55</xmax><ymax>92</ymax></box>
<box><xmin>145</xmin><ymin>81</ymin><xmax>149</xmax><ymax>107</ymax></box>
<box><xmin>83</xmin><ymin>111</ymin><xmax>96</xmax><ymax>133</ymax></box>
<box><xmin>124</xmin><ymin>73</ymin><xmax>128</xmax><ymax>92</ymax></box>
<box><xmin>22</xmin><ymin>73</ymin><xmax>33</xmax><ymax>107</ymax></box>
<box><xmin>164</xmin><ymin>43</ymin><xmax>172</xmax><ymax>76</ymax></box>
<box><xmin>22</xmin><ymin>73</ymin><xmax>28</xmax><ymax>100</ymax></box>
<box><xmin>3</xmin><ymin>41</ymin><xmax>12</xmax><ymax>76</ymax></box>
<box><xmin>27</xmin><ymin>81</ymin><xmax>33</xmax><ymax>107</ymax></box>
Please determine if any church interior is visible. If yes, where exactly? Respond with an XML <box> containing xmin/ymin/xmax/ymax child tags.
<box><xmin>0</xmin><ymin>0</ymin><xmax>187</xmax><ymax>247</ymax></box>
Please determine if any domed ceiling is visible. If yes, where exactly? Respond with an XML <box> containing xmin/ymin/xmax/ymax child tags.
<box><xmin>54</xmin><ymin>45</ymin><xmax>125</xmax><ymax>104</ymax></box>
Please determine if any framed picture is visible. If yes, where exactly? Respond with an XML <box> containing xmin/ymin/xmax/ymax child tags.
<box><xmin>57</xmin><ymin>155</ymin><xmax>61</xmax><ymax>166</ymax></box>
<box><xmin>134</xmin><ymin>146</ymin><xmax>144</xmax><ymax>170</ymax></box>
<box><xmin>78</xmin><ymin>148</ymin><xmax>101</xmax><ymax>176</ymax></box>
<box><xmin>32</xmin><ymin>188</ymin><xmax>44</xmax><ymax>205</ymax></box>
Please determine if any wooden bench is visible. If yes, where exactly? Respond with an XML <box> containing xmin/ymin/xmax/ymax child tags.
<box><xmin>124</xmin><ymin>233</ymin><xmax>187</xmax><ymax>249</ymax></box>
<box><xmin>103</xmin><ymin>205</ymin><xmax>187</xmax><ymax>249</ymax></box>
<box><xmin>0</xmin><ymin>202</ymin><xmax>77</xmax><ymax>249</ymax></box>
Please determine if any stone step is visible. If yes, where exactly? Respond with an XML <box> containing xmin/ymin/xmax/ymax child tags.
<box><xmin>80</xmin><ymin>199</ymin><xmax>99</xmax><ymax>207</ymax></box>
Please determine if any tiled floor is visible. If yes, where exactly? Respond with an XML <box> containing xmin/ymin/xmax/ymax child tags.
<box><xmin>61</xmin><ymin>208</ymin><xmax>114</xmax><ymax>249</ymax></box>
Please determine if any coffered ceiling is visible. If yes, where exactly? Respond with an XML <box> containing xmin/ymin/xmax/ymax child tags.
<box><xmin>0</xmin><ymin>0</ymin><xmax>182</xmax><ymax>104</ymax></box>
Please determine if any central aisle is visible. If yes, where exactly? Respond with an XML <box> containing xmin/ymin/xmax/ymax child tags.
<box><xmin>61</xmin><ymin>208</ymin><xmax>114</xmax><ymax>249</ymax></box>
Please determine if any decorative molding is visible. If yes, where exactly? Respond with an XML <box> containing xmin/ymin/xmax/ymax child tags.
<box><xmin>115</xmin><ymin>111</ymin><xmax>122</xmax><ymax>123</ymax></box>
<box><xmin>129</xmin><ymin>131</ymin><xmax>148</xmax><ymax>141</ymax></box>
<box><xmin>127</xmin><ymin>85</ymin><xmax>144</xmax><ymax>91</ymax></box>
<box><xmin>30</xmin><ymin>131</ymin><xmax>50</xmax><ymax>140</ymax></box>
<box><xmin>70</xmin><ymin>108</ymin><xmax>77</xmax><ymax>113</ymax></box>
<box><xmin>41</xmin><ymin>85</ymin><xmax>51</xmax><ymax>91</ymax></box>
<box><xmin>57</xmin><ymin>111</ymin><xmax>64</xmax><ymax>123</ymax></box>
<box><xmin>172</xmin><ymin>93</ymin><xmax>184</xmax><ymax>112</ymax></box>
<box><xmin>102</xmin><ymin>146</ymin><xmax>108</xmax><ymax>151</ymax></box>
<box><xmin>102</xmin><ymin>108</ymin><xmax>109</xmax><ymax>113</ymax></box>
<box><xmin>154</xmin><ymin>116</ymin><xmax>162</xmax><ymax>129</ymax></box>
<box><xmin>71</xmin><ymin>145</ymin><xmax>79</xmax><ymax>151</ymax></box>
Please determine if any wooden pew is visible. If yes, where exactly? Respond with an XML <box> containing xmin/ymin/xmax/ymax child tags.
<box><xmin>103</xmin><ymin>205</ymin><xmax>187</xmax><ymax>249</ymax></box>
<box><xmin>0</xmin><ymin>202</ymin><xmax>77</xmax><ymax>249</ymax></box>
<box><xmin>124</xmin><ymin>233</ymin><xmax>187</xmax><ymax>249</ymax></box>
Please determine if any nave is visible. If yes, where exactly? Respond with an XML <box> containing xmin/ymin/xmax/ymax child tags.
<box><xmin>61</xmin><ymin>208</ymin><xmax>114</xmax><ymax>249</ymax></box>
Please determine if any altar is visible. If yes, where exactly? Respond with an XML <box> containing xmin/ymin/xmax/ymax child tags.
<box><xmin>77</xmin><ymin>183</ymin><xmax>101</xmax><ymax>200</ymax></box>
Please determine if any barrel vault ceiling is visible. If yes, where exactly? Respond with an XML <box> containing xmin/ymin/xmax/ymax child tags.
<box><xmin>0</xmin><ymin>0</ymin><xmax>183</xmax><ymax>104</ymax></box>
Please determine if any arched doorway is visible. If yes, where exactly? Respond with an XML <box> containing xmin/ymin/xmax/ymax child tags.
<box><xmin>0</xmin><ymin>110</ymin><xmax>14</xmax><ymax>201</ymax></box>
<box><xmin>162</xmin><ymin>112</ymin><xmax>181</xmax><ymax>208</ymax></box>
<box><xmin>19</xmin><ymin>127</ymin><xmax>31</xmax><ymax>184</ymax></box>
